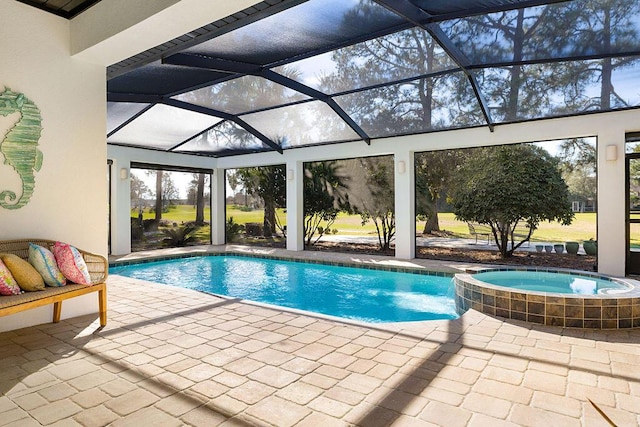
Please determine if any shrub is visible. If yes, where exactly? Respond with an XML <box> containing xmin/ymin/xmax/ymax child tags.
<box><xmin>226</xmin><ymin>217</ymin><xmax>245</xmax><ymax>243</ymax></box>
<box><xmin>130</xmin><ymin>218</ymin><xmax>144</xmax><ymax>240</ymax></box>
<box><xmin>162</xmin><ymin>224</ymin><xmax>198</xmax><ymax>247</ymax></box>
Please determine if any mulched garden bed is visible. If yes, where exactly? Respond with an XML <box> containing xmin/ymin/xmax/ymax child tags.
<box><xmin>133</xmin><ymin>235</ymin><xmax>597</xmax><ymax>272</ymax></box>
<box><xmin>308</xmin><ymin>241</ymin><xmax>597</xmax><ymax>272</ymax></box>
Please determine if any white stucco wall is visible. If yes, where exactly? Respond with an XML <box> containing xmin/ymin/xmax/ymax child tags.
<box><xmin>0</xmin><ymin>2</ymin><xmax>107</xmax><ymax>331</ymax></box>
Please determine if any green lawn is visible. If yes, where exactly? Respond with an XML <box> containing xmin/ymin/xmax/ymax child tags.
<box><xmin>225</xmin><ymin>206</ymin><xmax>285</xmax><ymax>225</ymax></box>
<box><xmin>133</xmin><ymin>205</ymin><xmax>211</xmax><ymax>243</ymax></box>
<box><xmin>134</xmin><ymin>204</ymin><xmax>211</xmax><ymax>223</ymax></box>
<box><xmin>423</xmin><ymin>212</ymin><xmax>597</xmax><ymax>243</ymax></box>
<box><xmin>135</xmin><ymin>205</ymin><xmax>598</xmax><ymax>244</ymax></box>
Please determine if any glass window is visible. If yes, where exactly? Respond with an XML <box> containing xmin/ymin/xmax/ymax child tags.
<box><xmin>173</xmin><ymin>75</ymin><xmax>310</xmax><ymax>114</ymax></box>
<box><xmin>240</xmin><ymin>101</ymin><xmax>361</xmax><ymax>148</ymax></box>
<box><xmin>225</xmin><ymin>166</ymin><xmax>287</xmax><ymax>244</ymax></box>
<box><xmin>130</xmin><ymin>167</ymin><xmax>212</xmax><ymax>252</ymax></box>
<box><xmin>108</xmin><ymin>104</ymin><xmax>222</xmax><ymax>150</ymax></box>
<box><xmin>415</xmin><ymin>137</ymin><xmax>597</xmax><ymax>271</ymax></box>
<box><xmin>302</xmin><ymin>155</ymin><xmax>395</xmax><ymax>252</ymax></box>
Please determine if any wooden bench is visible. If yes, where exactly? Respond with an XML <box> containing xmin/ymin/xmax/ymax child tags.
<box><xmin>0</xmin><ymin>239</ymin><xmax>107</xmax><ymax>327</ymax></box>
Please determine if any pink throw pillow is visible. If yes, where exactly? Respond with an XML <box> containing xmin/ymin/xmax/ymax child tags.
<box><xmin>0</xmin><ymin>258</ymin><xmax>21</xmax><ymax>295</ymax></box>
<box><xmin>52</xmin><ymin>242</ymin><xmax>92</xmax><ymax>285</ymax></box>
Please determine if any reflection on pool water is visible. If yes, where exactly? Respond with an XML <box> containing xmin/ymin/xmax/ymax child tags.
<box><xmin>471</xmin><ymin>270</ymin><xmax>629</xmax><ymax>295</ymax></box>
<box><xmin>110</xmin><ymin>255</ymin><xmax>458</xmax><ymax>323</ymax></box>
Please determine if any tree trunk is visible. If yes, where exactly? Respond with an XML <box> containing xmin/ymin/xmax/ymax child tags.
<box><xmin>263</xmin><ymin>198</ymin><xmax>275</xmax><ymax>238</ymax></box>
<box><xmin>155</xmin><ymin>170</ymin><xmax>163</xmax><ymax>221</ymax></box>
<box><xmin>423</xmin><ymin>213</ymin><xmax>440</xmax><ymax>234</ymax></box>
<box><xmin>195</xmin><ymin>173</ymin><xmax>205</xmax><ymax>226</ymax></box>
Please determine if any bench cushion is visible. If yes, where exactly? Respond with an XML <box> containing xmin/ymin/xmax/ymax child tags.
<box><xmin>0</xmin><ymin>259</ymin><xmax>21</xmax><ymax>296</ymax></box>
<box><xmin>29</xmin><ymin>243</ymin><xmax>66</xmax><ymax>287</ymax></box>
<box><xmin>0</xmin><ymin>254</ymin><xmax>45</xmax><ymax>292</ymax></box>
<box><xmin>53</xmin><ymin>242</ymin><xmax>92</xmax><ymax>285</ymax></box>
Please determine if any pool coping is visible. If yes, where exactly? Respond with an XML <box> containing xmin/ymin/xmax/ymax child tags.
<box><xmin>108</xmin><ymin>245</ymin><xmax>462</xmax><ymax>277</ymax></box>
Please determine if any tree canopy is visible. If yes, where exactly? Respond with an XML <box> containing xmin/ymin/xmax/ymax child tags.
<box><xmin>450</xmin><ymin>144</ymin><xmax>574</xmax><ymax>257</ymax></box>
<box><xmin>303</xmin><ymin>161</ymin><xmax>351</xmax><ymax>245</ymax></box>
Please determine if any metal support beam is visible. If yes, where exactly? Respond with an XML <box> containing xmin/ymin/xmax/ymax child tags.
<box><xmin>107</xmin><ymin>93</ymin><xmax>164</xmax><ymax>103</ymax></box>
<box><xmin>163</xmin><ymin>54</ymin><xmax>261</xmax><ymax>74</ymax></box>
<box><xmin>429</xmin><ymin>0</ymin><xmax>571</xmax><ymax>23</ymax></box>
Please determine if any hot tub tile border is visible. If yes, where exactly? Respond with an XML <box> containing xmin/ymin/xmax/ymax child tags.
<box><xmin>454</xmin><ymin>272</ymin><xmax>640</xmax><ymax>329</ymax></box>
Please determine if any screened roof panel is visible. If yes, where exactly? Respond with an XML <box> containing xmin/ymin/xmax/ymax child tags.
<box><xmin>475</xmin><ymin>56</ymin><xmax>640</xmax><ymax>123</ymax></box>
<box><xmin>107</xmin><ymin>104</ymin><xmax>222</xmax><ymax>150</ymax></box>
<box><xmin>107</xmin><ymin>61</ymin><xmax>233</xmax><ymax>96</ymax></box>
<box><xmin>241</xmin><ymin>101</ymin><xmax>361</xmax><ymax>148</ymax></box>
<box><xmin>176</xmin><ymin>121</ymin><xmax>268</xmax><ymax>155</ymax></box>
<box><xmin>273</xmin><ymin>26</ymin><xmax>460</xmax><ymax>94</ymax></box>
<box><xmin>442</xmin><ymin>0</ymin><xmax>640</xmax><ymax>67</ymax></box>
<box><xmin>107</xmin><ymin>102</ymin><xmax>149</xmax><ymax>135</ymax></box>
<box><xmin>172</xmin><ymin>75</ymin><xmax>310</xmax><ymax>114</ymax></box>
<box><xmin>106</xmin><ymin>0</ymin><xmax>640</xmax><ymax>157</ymax></box>
<box><xmin>334</xmin><ymin>72</ymin><xmax>486</xmax><ymax>138</ymax></box>
<box><xmin>183</xmin><ymin>0</ymin><xmax>407</xmax><ymax>66</ymax></box>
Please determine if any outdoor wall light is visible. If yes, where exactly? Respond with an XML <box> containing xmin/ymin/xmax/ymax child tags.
<box><xmin>397</xmin><ymin>160</ymin><xmax>406</xmax><ymax>174</ymax></box>
<box><xmin>606</xmin><ymin>144</ymin><xmax>618</xmax><ymax>161</ymax></box>
<box><xmin>287</xmin><ymin>168</ymin><xmax>294</xmax><ymax>181</ymax></box>
<box><xmin>120</xmin><ymin>167</ymin><xmax>129</xmax><ymax>180</ymax></box>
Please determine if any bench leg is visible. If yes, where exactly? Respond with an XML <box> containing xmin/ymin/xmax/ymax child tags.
<box><xmin>98</xmin><ymin>288</ymin><xmax>107</xmax><ymax>327</ymax></box>
<box><xmin>53</xmin><ymin>302</ymin><xmax>62</xmax><ymax>323</ymax></box>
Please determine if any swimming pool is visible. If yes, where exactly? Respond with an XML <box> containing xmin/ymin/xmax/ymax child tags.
<box><xmin>110</xmin><ymin>255</ymin><xmax>458</xmax><ymax>323</ymax></box>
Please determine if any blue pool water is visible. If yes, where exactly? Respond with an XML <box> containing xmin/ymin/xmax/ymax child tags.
<box><xmin>472</xmin><ymin>270</ymin><xmax>629</xmax><ymax>295</ymax></box>
<box><xmin>110</xmin><ymin>255</ymin><xmax>458</xmax><ymax>323</ymax></box>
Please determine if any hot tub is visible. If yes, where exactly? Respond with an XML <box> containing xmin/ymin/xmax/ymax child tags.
<box><xmin>454</xmin><ymin>268</ymin><xmax>640</xmax><ymax>329</ymax></box>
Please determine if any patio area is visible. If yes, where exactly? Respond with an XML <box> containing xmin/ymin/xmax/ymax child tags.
<box><xmin>1</xmin><ymin>249</ymin><xmax>639</xmax><ymax>426</ymax></box>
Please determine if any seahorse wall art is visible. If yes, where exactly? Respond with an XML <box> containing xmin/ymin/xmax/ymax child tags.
<box><xmin>0</xmin><ymin>87</ymin><xmax>43</xmax><ymax>210</ymax></box>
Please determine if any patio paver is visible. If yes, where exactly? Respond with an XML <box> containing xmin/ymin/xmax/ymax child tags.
<box><xmin>1</xmin><ymin>250</ymin><xmax>640</xmax><ymax>426</ymax></box>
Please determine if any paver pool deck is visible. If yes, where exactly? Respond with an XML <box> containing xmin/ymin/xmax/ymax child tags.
<box><xmin>1</xmin><ymin>245</ymin><xmax>639</xmax><ymax>426</ymax></box>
